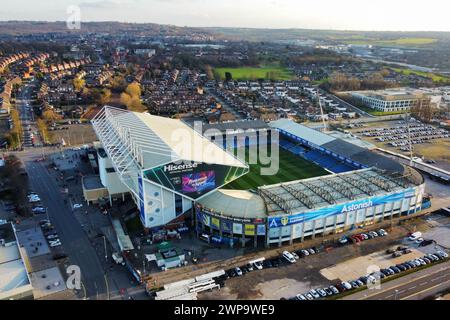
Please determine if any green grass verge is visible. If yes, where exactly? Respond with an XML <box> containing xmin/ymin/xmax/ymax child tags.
<box><xmin>214</xmin><ymin>66</ymin><xmax>295</xmax><ymax>81</ymax></box>
<box><xmin>225</xmin><ymin>146</ymin><xmax>328</xmax><ymax>190</ymax></box>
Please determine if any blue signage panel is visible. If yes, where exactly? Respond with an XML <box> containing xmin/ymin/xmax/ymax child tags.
<box><xmin>138</xmin><ymin>175</ymin><xmax>145</xmax><ymax>221</ymax></box>
<box><xmin>268</xmin><ymin>188</ymin><xmax>414</xmax><ymax>229</ymax></box>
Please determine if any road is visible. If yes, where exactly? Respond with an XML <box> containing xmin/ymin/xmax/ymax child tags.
<box><xmin>15</xmin><ymin>81</ymin><xmax>109</xmax><ymax>299</ymax></box>
<box><xmin>16</xmin><ymin>81</ymin><xmax>42</xmax><ymax>148</ymax></box>
<box><xmin>342</xmin><ymin>261</ymin><xmax>450</xmax><ymax>300</ymax></box>
<box><xmin>21</xmin><ymin>149</ymin><xmax>108</xmax><ymax>299</ymax></box>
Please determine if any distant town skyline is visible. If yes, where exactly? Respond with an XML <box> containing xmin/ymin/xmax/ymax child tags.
<box><xmin>1</xmin><ymin>0</ymin><xmax>450</xmax><ymax>32</ymax></box>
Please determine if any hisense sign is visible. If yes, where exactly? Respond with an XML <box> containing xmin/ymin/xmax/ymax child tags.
<box><xmin>163</xmin><ymin>162</ymin><xmax>199</xmax><ymax>173</ymax></box>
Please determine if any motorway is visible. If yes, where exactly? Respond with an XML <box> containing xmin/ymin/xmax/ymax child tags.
<box><xmin>342</xmin><ymin>261</ymin><xmax>450</xmax><ymax>300</ymax></box>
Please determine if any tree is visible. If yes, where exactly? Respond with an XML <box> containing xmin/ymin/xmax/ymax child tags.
<box><xmin>225</xmin><ymin>72</ymin><xmax>233</xmax><ymax>82</ymax></box>
<box><xmin>120</xmin><ymin>92</ymin><xmax>132</xmax><ymax>107</ymax></box>
<box><xmin>125</xmin><ymin>82</ymin><xmax>141</xmax><ymax>98</ymax></box>
<box><xmin>73</xmin><ymin>78</ymin><xmax>85</xmax><ymax>92</ymax></box>
<box><xmin>89</xmin><ymin>88</ymin><xmax>111</xmax><ymax>106</ymax></box>
<box><xmin>42</xmin><ymin>108</ymin><xmax>62</xmax><ymax>123</ymax></box>
<box><xmin>37</xmin><ymin>118</ymin><xmax>50</xmax><ymax>143</ymax></box>
<box><xmin>111</xmin><ymin>75</ymin><xmax>127</xmax><ymax>92</ymax></box>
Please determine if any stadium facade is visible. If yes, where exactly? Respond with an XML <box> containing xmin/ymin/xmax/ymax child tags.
<box><xmin>92</xmin><ymin>106</ymin><xmax>427</xmax><ymax>247</ymax></box>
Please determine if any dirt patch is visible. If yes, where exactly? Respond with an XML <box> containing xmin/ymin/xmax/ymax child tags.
<box><xmin>320</xmin><ymin>248</ymin><xmax>424</xmax><ymax>282</ymax></box>
<box><xmin>50</xmin><ymin>124</ymin><xmax>97</xmax><ymax>145</ymax></box>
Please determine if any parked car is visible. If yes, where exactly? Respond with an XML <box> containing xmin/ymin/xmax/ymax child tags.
<box><xmin>246</xmin><ymin>263</ymin><xmax>254</xmax><ymax>272</ymax></box>
<box><xmin>73</xmin><ymin>203</ymin><xmax>83</xmax><ymax>209</ymax></box>
<box><xmin>329</xmin><ymin>285</ymin><xmax>339</xmax><ymax>295</ymax></box>
<box><xmin>291</xmin><ymin>252</ymin><xmax>300</xmax><ymax>260</ymax></box>
<box><xmin>436</xmin><ymin>251</ymin><xmax>448</xmax><ymax>259</ymax></box>
<box><xmin>301</xmin><ymin>249</ymin><xmax>309</xmax><ymax>256</ymax></box>
<box><xmin>296</xmin><ymin>294</ymin><xmax>307</xmax><ymax>300</ymax></box>
<box><xmin>253</xmin><ymin>261</ymin><xmax>263</xmax><ymax>270</ymax></box>
<box><xmin>234</xmin><ymin>267</ymin><xmax>243</xmax><ymax>276</ymax></box>
<box><xmin>309</xmin><ymin>289</ymin><xmax>320</xmax><ymax>299</ymax></box>
<box><xmin>378</xmin><ymin>229</ymin><xmax>388</xmax><ymax>236</ymax></box>
<box><xmin>282</xmin><ymin>251</ymin><xmax>296</xmax><ymax>264</ymax></box>
<box><xmin>316</xmin><ymin>288</ymin><xmax>327</xmax><ymax>297</ymax></box>
<box><xmin>32</xmin><ymin>206</ymin><xmax>47</xmax><ymax>214</ymax></box>
<box><xmin>341</xmin><ymin>282</ymin><xmax>352</xmax><ymax>290</ymax></box>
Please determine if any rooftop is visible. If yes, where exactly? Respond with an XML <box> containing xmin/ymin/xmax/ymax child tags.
<box><xmin>197</xmin><ymin>189</ymin><xmax>266</xmax><ymax>219</ymax></box>
<box><xmin>259</xmin><ymin>168</ymin><xmax>419</xmax><ymax>216</ymax></box>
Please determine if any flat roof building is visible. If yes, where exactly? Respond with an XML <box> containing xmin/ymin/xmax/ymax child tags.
<box><xmin>350</xmin><ymin>88</ymin><xmax>431</xmax><ymax>113</ymax></box>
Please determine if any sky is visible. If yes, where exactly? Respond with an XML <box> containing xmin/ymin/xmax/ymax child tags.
<box><xmin>1</xmin><ymin>0</ymin><xmax>450</xmax><ymax>31</ymax></box>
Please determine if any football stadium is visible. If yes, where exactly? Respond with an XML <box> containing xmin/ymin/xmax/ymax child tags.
<box><xmin>92</xmin><ymin>106</ymin><xmax>428</xmax><ymax>248</ymax></box>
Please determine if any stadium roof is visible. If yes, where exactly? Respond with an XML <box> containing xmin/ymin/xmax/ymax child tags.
<box><xmin>270</xmin><ymin>119</ymin><xmax>404</xmax><ymax>173</ymax></box>
<box><xmin>200</xmin><ymin>120</ymin><xmax>270</xmax><ymax>135</ymax></box>
<box><xmin>270</xmin><ymin>119</ymin><xmax>335</xmax><ymax>146</ymax></box>
<box><xmin>92</xmin><ymin>106</ymin><xmax>246</xmax><ymax>172</ymax></box>
<box><xmin>259</xmin><ymin>168</ymin><xmax>418</xmax><ymax>216</ymax></box>
<box><xmin>197</xmin><ymin>189</ymin><xmax>266</xmax><ymax>219</ymax></box>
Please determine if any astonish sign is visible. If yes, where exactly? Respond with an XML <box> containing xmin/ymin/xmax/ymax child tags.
<box><xmin>268</xmin><ymin>189</ymin><xmax>413</xmax><ymax>229</ymax></box>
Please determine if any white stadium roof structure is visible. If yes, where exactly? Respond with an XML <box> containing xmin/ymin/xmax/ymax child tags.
<box><xmin>91</xmin><ymin>106</ymin><xmax>247</xmax><ymax>200</ymax></box>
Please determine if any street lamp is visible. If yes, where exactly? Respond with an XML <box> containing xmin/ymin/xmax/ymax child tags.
<box><xmin>394</xmin><ymin>289</ymin><xmax>399</xmax><ymax>300</ymax></box>
<box><xmin>103</xmin><ymin>235</ymin><xmax>108</xmax><ymax>261</ymax></box>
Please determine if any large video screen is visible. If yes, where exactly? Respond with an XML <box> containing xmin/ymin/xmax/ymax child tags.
<box><xmin>182</xmin><ymin>171</ymin><xmax>216</xmax><ymax>193</ymax></box>
<box><xmin>144</xmin><ymin>161</ymin><xmax>247</xmax><ymax>199</ymax></box>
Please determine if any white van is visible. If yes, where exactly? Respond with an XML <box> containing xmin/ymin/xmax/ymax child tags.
<box><xmin>409</xmin><ymin>232</ymin><xmax>422</xmax><ymax>241</ymax></box>
<box><xmin>282</xmin><ymin>251</ymin><xmax>296</xmax><ymax>264</ymax></box>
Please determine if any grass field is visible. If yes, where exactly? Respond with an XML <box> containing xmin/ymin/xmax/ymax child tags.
<box><xmin>225</xmin><ymin>146</ymin><xmax>328</xmax><ymax>190</ymax></box>
<box><xmin>387</xmin><ymin>67</ymin><xmax>450</xmax><ymax>83</ymax></box>
<box><xmin>214</xmin><ymin>66</ymin><xmax>295</xmax><ymax>81</ymax></box>
<box><xmin>346</xmin><ymin>37</ymin><xmax>437</xmax><ymax>47</ymax></box>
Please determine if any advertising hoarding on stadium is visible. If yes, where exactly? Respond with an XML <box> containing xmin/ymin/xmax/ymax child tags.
<box><xmin>144</xmin><ymin>161</ymin><xmax>248</xmax><ymax>200</ymax></box>
<box><xmin>268</xmin><ymin>188</ymin><xmax>415</xmax><ymax>228</ymax></box>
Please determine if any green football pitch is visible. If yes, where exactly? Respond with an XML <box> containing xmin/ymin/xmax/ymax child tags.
<box><xmin>225</xmin><ymin>146</ymin><xmax>329</xmax><ymax>190</ymax></box>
